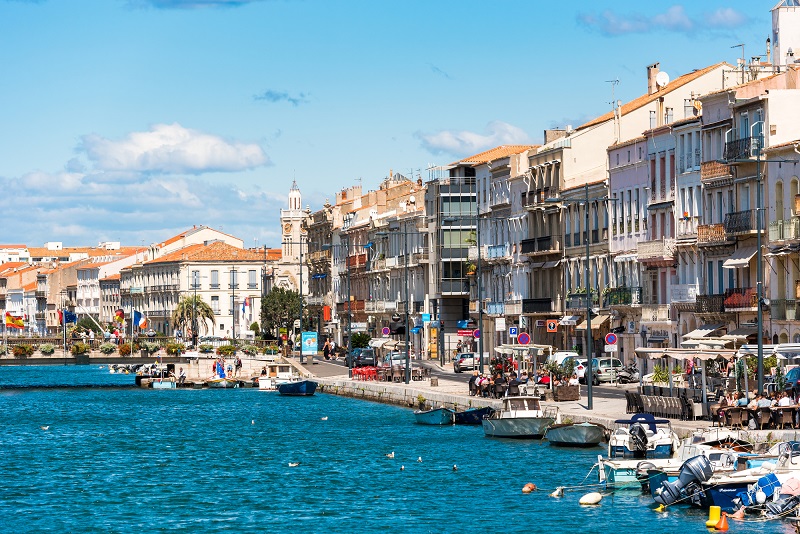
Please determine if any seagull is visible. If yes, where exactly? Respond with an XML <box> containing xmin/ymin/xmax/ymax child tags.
<box><xmin>453</xmin><ymin>465</ymin><xmax>458</xmax><ymax>471</ymax></box>
<box><xmin>320</xmin><ymin>416</ymin><xmax>328</xmax><ymax>421</ymax></box>
<box><xmin>417</xmin><ymin>457</ymin><xmax>423</xmax><ymax>463</ymax></box>
<box><xmin>400</xmin><ymin>465</ymin><xmax>405</xmax><ymax>471</ymax></box>
<box><xmin>40</xmin><ymin>425</ymin><xmax>50</xmax><ymax>431</ymax></box>
<box><xmin>386</xmin><ymin>451</ymin><xmax>395</xmax><ymax>459</ymax></box>
<box><xmin>288</xmin><ymin>462</ymin><xmax>300</xmax><ymax>467</ymax></box>
<box><xmin>251</xmin><ymin>420</ymin><xmax>255</xmax><ymax>425</ymax></box>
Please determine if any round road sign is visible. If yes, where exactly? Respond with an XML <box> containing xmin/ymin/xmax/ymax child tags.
<box><xmin>546</xmin><ymin>320</ymin><xmax>558</xmax><ymax>333</ymax></box>
<box><xmin>605</xmin><ymin>332</ymin><xmax>618</xmax><ymax>345</ymax></box>
<box><xmin>382</xmin><ymin>327</ymin><xmax>390</xmax><ymax>336</ymax></box>
<box><xmin>473</xmin><ymin>329</ymin><xmax>481</xmax><ymax>339</ymax></box>
<box><xmin>518</xmin><ymin>332</ymin><xmax>530</xmax><ymax>345</ymax></box>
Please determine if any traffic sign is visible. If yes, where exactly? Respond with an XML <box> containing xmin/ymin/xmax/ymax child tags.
<box><xmin>605</xmin><ymin>332</ymin><xmax>618</xmax><ymax>345</ymax></box>
<box><xmin>473</xmin><ymin>329</ymin><xmax>481</xmax><ymax>339</ymax></box>
<box><xmin>457</xmin><ymin>329</ymin><xmax>474</xmax><ymax>336</ymax></box>
<box><xmin>509</xmin><ymin>326</ymin><xmax>518</xmax><ymax>337</ymax></box>
<box><xmin>518</xmin><ymin>332</ymin><xmax>530</xmax><ymax>345</ymax></box>
<box><xmin>546</xmin><ymin>320</ymin><xmax>558</xmax><ymax>333</ymax></box>
<box><xmin>605</xmin><ymin>344</ymin><xmax>619</xmax><ymax>352</ymax></box>
<box><xmin>382</xmin><ymin>327</ymin><xmax>390</xmax><ymax>336</ymax></box>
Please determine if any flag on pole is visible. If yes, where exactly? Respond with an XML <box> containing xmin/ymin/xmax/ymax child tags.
<box><xmin>5</xmin><ymin>312</ymin><xmax>24</xmax><ymax>329</ymax></box>
<box><xmin>241</xmin><ymin>297</ymin><xmax>250</xmax><ymax>316</ymax></box>
<box><xmin>133</xmin><ymin>310</ymin><xmax>148</xmax><ymax>329</ymax></box>
<box><xmin>114</xmin><ymin>309</ymin><xmax>125</xmax><ymax>323</ymax></box>
<box><xmin>61</xmin><ymin>310</ymin><xmax>77</xmax><ymax>324</ymax></box>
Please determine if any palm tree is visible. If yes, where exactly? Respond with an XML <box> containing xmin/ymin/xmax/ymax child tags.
<box><xmin>172</xmin><ymin>295</ymin><xmax>216</xmax><ymax>341</ymax></box>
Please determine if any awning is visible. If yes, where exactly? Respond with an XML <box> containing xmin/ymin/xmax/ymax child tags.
<box><xmin>383</xmin><ymin>340</ymin><xmax>398</xmax><ymax>350</ymax></box>
<box><xmin>559</xmin><ymin>315</ymin><xmax>580</xmax><ymax>326</ymax></box>
<box><xmin>529</xmin><ymin>262</ymin><xmax>544</xmax><ymax>269</ymax></box>
<box><xmin>635</xmin><ymin>347</ymin><xmax>735</xmax><ymax>361</ymax></box>
<box><xmin>723</xmin><ymin>246</ymin><xmax>758</xmax><ymax>269</ymax></box>
<box><xmin>495</xmin><ymin>347</ymin><xmax>513</xmax><ymax>354</ymax></box>
<box><xmin>575</xmin><ymin>315</ymin><xmax>611</xmax><ymax>330</ymax></box>
<box><xmin>683</xmin><ymin>323</ymin><xmax>726</xmax><ymax>339</ymax></box>
<box><xmin>368</xmin><ymin>338</ymin><xmax>391</xmax><ymax>348</ymax></box>
<box><xmin>542</xmin><ymin>260</ymin><xmax>561</xmax><ymax>269</ymax></box>
<box><xmin>681</xmin><ymin>338</ymin><xmax>732</xmax><ymax>348</ymax></box>
<box><xmin>647</xmin><ymin>335</ymin><xmax>669</xmax><ymax>342</ymax></box>
<box><xmin>613</xmin><ymin>253</ymin><xmax>637</xmax><ymax>263</ymax></box>
<box><xmin>724</xmin><ymin>327</ymin><xmax>758</xmax><ymax>339</ymax></box>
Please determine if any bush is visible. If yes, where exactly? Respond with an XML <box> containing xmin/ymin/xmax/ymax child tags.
<box><xmin>142</xmin><ymin>341</ymin><xmax>161</xmax><ymax>354</ymax></box>
<box><xmin>241</xmin><ymin>344</ymin><xmax>259</xmax><ymax>356</ymax></box>
<box><xmin>71</xmin><ymin>342</ymin><xmax>90</xmax><ymax>355</ymax></box>
<box><xmin>165</xmin><ymin>342</ymin><xmax>184</xmax><ymax>356</ymax></box>
<box><xmin>0</xmin><ymin>345</ymin><xmax>7</xmax><ymax>355</ymax></box>
<box><xmin>351</xmin><ymin>332</ymin><xmax>371</xmax><ymax>349</ymax></box>
<box><xmin>198</xmin><ymin>344</ymin><xmax>214</xmax><ymax>354</ymax></box>
<box><xmin>39</xmin><ymin>343</ymin><xmax>56</xmax><ymax>355</ymax></box>
<box><xmin>118</xmin><ymin>343</ymin><xmax>132</xmax><ymax>357</ymax></box>
<box><xmin>262</xmin><ymin>345</ymin><xmax>279</xmax><ymax>355</ymax></box>
<box><xmin>12</xmin><ymin>344</ymin><xmax>34</xmax><ymax>358</ymax></box>
<box><xmin>99</xmin><ymin>343</ymin><xmax>117</xmax><ymax>354</ymax></box>
<box><xmin>216</xmin><ymin>344</ymin><xmax>237</xmax><ymax>357</ymax></box>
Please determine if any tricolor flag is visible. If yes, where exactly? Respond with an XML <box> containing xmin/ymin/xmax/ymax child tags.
<box><xmin>241</xmin><ymin>297</ymin><xmax>250</xmax><ymax>316</ymax></box>
<box><xmin>133</xmin><ymin>310</ymin><xmax>148</xmax><ymax>329</ymax></box>
<box><xmin>5</xmin><ymin>312</ymin><xmax>24</xmax><ymax>329</ymax></box>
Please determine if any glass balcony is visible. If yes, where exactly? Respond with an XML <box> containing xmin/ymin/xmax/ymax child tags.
<box><xmin>487</xmin><ymin>244</ymin><xmax>509</xmax><ymax>259</ymax></box>
<box><xmin>486</xmin><ymin>302</ymin><xmax>505</xmax><ymax>315</ymax></box>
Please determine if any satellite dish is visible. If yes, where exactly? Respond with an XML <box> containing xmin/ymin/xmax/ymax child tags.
<box><xmin>656</xmin><ymin>71</ymin><xmax>670</xmax><ymax>88</ymax></box>
<box><xmin>409</xmin><ymin>195</ymin><xmax>416</xmax><ymax>204</ymax></box>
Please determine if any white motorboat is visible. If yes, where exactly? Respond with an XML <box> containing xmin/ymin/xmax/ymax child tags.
<box><xmin>257</xmin><ymin>362</ymin><xmax>302</xmax><ymax>390</ymax></box>
<box><xmin>481</xmin><ymin>396</ymin><xmax>557</xmax><ymax>439</ymax></box>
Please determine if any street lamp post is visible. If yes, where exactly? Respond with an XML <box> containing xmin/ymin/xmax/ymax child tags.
<box><xmin>323</xmin><ymin>239</ymin><xmax>352</xmax><ymax>377</ymax></box>
<box><xmin>283</xmin><ymin>239</ymin><xmax>306</xmax><ymax>362</ymax></box>
<box><xmin>378</xmin><ymin>226</ymin><xmax>415</xmax><ymax>384</ymax></box>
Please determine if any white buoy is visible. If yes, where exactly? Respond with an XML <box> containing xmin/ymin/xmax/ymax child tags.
<box><xmin>579</xmin><ymin>492</ymin><xmax>602</xmax><ymax>505</ymax></box>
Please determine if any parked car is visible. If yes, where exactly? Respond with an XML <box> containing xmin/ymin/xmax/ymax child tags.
<box><xmin>560</xmin><ymin>356</ymin><xmax>589</xmax><ymax>383</ymax></box>
<box><xmin>784</xmin><ymin>367</ymin><xmax>800</xmax><ymax>396</ymax></box>
<box><xmin>380</xmin><ymin>351</ymin><xmax>408</xmax><ymax>367</ymax></box>
<box><xmin>453</xmin><ymin>352</ymin><xmax>489</xmax><ymax>373</ymax></box>
<box><xmin>345</xmin><ymin>348</ymin><xmax>376</xmax><ymax>367</ymax></box>
<box><xmin>592</xmin><ymin>357</ymin><xmax>623</xmax><ymax>385</ymax></box>
<box><xmin>545</xmin><ymin>351</ymin><xmax>581</xmax><ymax>366</ymax></box>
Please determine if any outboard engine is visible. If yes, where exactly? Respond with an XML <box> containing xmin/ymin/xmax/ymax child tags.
<box><xmin>629</xmin><ymin>423</ymin><xmax>648</xmax><ymax>458</ymax></box>
<box><xmin>635</xmin><ymin>461</ymin><xmax>657</xmax><ymax>493</ymax></box>
<box><xmin>654</xmin><ymin>455</ymin><xmax>713</xmax><ymax>507</ymax></box>
<box><xmin>766</xmin><ymin>495</ymin><xmax>800</xmax><ymax>517</ymax></box>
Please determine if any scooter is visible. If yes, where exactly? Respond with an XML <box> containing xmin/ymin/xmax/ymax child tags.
<box><xmin>617</xmin><ymin>363</ymin><xmax>640</xmax><ymax>384</ymax></box>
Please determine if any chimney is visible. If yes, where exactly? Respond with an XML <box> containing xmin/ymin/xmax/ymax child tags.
<box><xmin>767</xmin><ymin>37</ymin><xmax>771</xmax><ymax>65</ymax></box>
<box><xmin>647</xmin><ymin>62</ymin><xmax>660</xmax><ymax>95</ymax></box>
<box><xmin>543</xmin><ymin>129</ymin><xmax>567</xmax><ymax>144</ymax></box>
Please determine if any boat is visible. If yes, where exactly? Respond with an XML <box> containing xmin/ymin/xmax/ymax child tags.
<box><xmin>607</xmin><ymin>413</ymin><xmax>680</xmax><ymax>460</ymax></box>
<box><xmin>277</xmin><ymin>380</ymin><xmax>318</xmax><ymax>396</ymax></box>
<box><xmin>545</xmin><ymin>421</ymin><xmax>607</xmax><ymax>447</ymax></box>
<box><xmin>414</xmin><ymin>407</ymin><xmax>455</xmax><ymax>425</ymax></box>
<box><xmin>152</xmin><ymin>377</ymin><xmax>176</xmax><ymax>389</ymax></box>
<box><xmin>453</xmin><ymin>406</ymin><xmax>495</xmax><ymax>425</ymax></box>
<box><xmin>481</xmin><ymin>396</ymin><xmax>557</xmax><ymax>439</ymax></box>
<box><xmin>257</xmin><ymin>361</ymin><xmax>302</xmax><ymax>390</ymax></box>
<box><xmin>207</xmin><ymin>377</ymin><xmax>239</xmax><ymax>388</ymax></box>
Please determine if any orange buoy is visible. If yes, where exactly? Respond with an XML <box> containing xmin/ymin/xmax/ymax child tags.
<box><xmin>715</xmin><ymin>511</ymin><xmax>729</xmax><ymax>531</ymax></box>
<box><xmin>730</xmin><ymin>507</ymin><xmax>745</xmax><ymax>520</ymax></box>
<box><xmin>522</xmin><ymin>483</ymin><xmax>535</xmax><ymax>493</ymax></box>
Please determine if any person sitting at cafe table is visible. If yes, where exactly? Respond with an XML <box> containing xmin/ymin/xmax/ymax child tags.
<box><xmin>757</xmin><ymin>395</ymin><xmax>772</xmax><ymax>408</ymax></box>
<box><xmin>735</xmin><ymin>391</ymin><xmax>748</xmax><ymax>407</ymax></box>
<box><xmin>778</xmin><ymin>391</ymin><xmax>794</xmax><ymax>407</ymax></box>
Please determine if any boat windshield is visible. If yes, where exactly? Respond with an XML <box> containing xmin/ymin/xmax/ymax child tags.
<box><xmin>506</xmin><ymin>398</ymin><xmax>541</xmax><ymax>411</ymax></box>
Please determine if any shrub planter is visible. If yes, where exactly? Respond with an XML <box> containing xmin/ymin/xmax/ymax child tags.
<box><xmin>553</xmin><ymin>384</ymin><xmax>580</xmax><ymax>402</ymax></box>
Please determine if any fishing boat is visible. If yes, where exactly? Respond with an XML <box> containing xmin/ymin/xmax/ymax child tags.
<box><xmin>414</xmin><ymin>407</ymin><xmax>455</xmax><ymax>425</ymax></box>
<box><xmin>481</xmin><ymin>396</ymin><xmax>557</xmax><ymax>439</ymax></box>
<box><xmin>545</xmin><ymin>421</ymin><xmax>607</xmax><ymax>447</ymax></box>
<box><xmin>277</xmin><ymin>380</ymin><xmax>318</xmax><ymax>396</ymax></box>
<box><xmin>207</xmin><ymin>377</ymin><xmax>239</xmax><ymax>388</ymax></box>
<box><xmin>453</xmin><ymin>406</ymin><xmax>495</xmax><ymax>425</ymax></box>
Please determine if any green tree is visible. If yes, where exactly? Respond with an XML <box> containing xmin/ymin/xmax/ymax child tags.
<box><xmin>77</xmin><ymin>317</ymin><xmax>101</xmax><ymax>333</ymax></box>
<box><xmin>260</xmin><ymin>287</ymin><xmax>302</xmax><ymax>337</ymax></box>
<box><xmin>351</xmin><ymin>332</ymin><xmax>371</xmax><ymax>349</ymax></box>
<box><xmin>171</xmin><ymin>295</ymin><xmax>216</xmax><ymax>336</ymax></box>
<box><xmin>250</xmin><ymin>322</ymin><xmax>260</xmax><ymax>336</ymax></box>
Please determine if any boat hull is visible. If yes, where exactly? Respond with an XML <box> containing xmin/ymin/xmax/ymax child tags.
<box><xmin>482</xmin><ymin>416</ymin><xmax>554</xmax><ymax>439</ymax></box>
<box><xmin>414</xmin><ymin>408</ymin><xmax>455</xmax><ymax>425</ymax></box>
<box><xmin>453</xmin><ymin>407</ymin><xmax>494</xmax><ymax>425</ymax></box>
<box><xmin>151</xmin><ymin>379</ymin><xmax>176</xmax><ymax>389</ymax></box>
<box><xmin>207</xmin><ymin>378</ymin><xmax>239</xmax><ymax>388</ymax></box>
<box><xmin>546</xmin><ymin>422</ymin><xmax>606</xmax><ymax>447</ymax></box>
<box><xmin>277</xmin><ymin>380</ymin><xmax>318</xmax><ymax>396</ymax></box>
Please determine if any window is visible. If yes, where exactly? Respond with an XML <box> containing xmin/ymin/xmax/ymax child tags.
<box><xmin>229</xmin><ymin>269</ymin><xmax>238</xmax><ymax>289</ymax></box>
<box><xmin>211</xmin><ymin>270</ymin><xmax>219</xmax><ymax>289</ymax></box>
<box><xmin>627</xmin><ymin>150</ymin><xmax>631</xmax><ymax>163</ymax></box>
<box><xmin>248</xmin><ymin>270</ymin><xmax>257</xmax><ymax>288</ymax></box>
<box><xmin>191</xmin><ymin>270</ymin><xmax>200</xmax><ymax>289</ymax></box>
<box><xmin>211</xmin><ymin>295</ymin><xmax>220</xmax><ymax>314</ymax></box>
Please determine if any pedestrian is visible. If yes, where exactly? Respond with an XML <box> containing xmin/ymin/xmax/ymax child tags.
<box><xmin>235</xmin><ymin>356</ymin><xmax>242</xmax><ymax>376</ymax></box>
<box><xmin>323</xmin><ymin>340</ymin><xmax>331</xmax><ymax>360</ymax></box>
<box><xmin>329</xmin><ymin>340</ymin><xmax>336</xmax><ymax>359</ymax></box>
<box><xmin>178</xmin><ymin>367</ymin><xmax>186</xmax><ymax>386</ymax></box>
<box><xmin>89</xmin><ymin>329</ymin><xmax>95</xmax><ymax>345</ymax></box>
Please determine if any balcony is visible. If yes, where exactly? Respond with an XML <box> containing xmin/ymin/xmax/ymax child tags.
<box><xmin>520</xmin><ymin>236</ymin><xmax>558</xmax><ymax>255</ymax></box>
<box><xmin>487</xmin><ymin>244</ymin><xmax>509</xmax><ymax>260</ymax></box>
<box><xmin>641</xmin><ymin>304</ymin><xmax>672</xmax><ymax>322</ymax></box>
<box><xmin>671</xmin><ymin>284</ymin><xmax>698</xmax><ymax>302</ymax></box>
<box><xmin>371</xmin><ymin>258</ymin><xmax>386</xmax><ymax>271</ymax></box>
<box><xmin>468</xmin><ymin>245</ymin><xmax>487</xmax><ymax>262</ymax></box>
<box><xmin>637</xmin><ymin>238</ymin><xmax>676</xmax><ymax>263</ymax></box>
<box><xmin>34</xmin><ymin>312</ymin><xmax>45</xmax><ymax>320</ymax></box>
<box><xmin>769</xmin><ymin>217</ymin><xmax>800</xmax><ymax>241</ymax></box>
<box><xmin>566</xmin><ymin>293</ymin><xmax>598</xmax><ymax>310</ymax></box>
<box><xmin>724</xmin><ymin>136</ymin><xmax>756</xmax><ymax>161</ymax></box>
<box><xmin>697</xmin><ymin>223</ymin><xmax>732</xmax><ymax>246</ymax></box>
<box><xmin>724</xmin><ymin>287</ymin><xmax>757</xmax><ymax>311</ymax></box>
<box><xmin>603</xmin><ymin>287</ymin><xmax>642</xmax><ymax>307</ymax></box>
<box><xmin>396</xmin><ymin>301</ymin><xmax>422</xmax><ymax>314</ymax></box>
<box><xmin>523</xmin><ymin>187</ymin><xmax>559</xmax><ymax>208</ymax></box>
<box><xmin>677</xmin><ymin>216</ymin><xmax>699</xmax><ymax>238</ymax></box>
<box><xmin>772</xmin><ymin>299</ymin><xmax>797</xmax><ymax>321</ymax></box>
<box><xmin>486</xmin><ymin>302</ymin><xmax>505</xmax><ymax>315</ymax></box>
<box><xmin>306</xmin><ymin>296</ymin><xmax>323</xmax><ymax>306</ymax></box>
<box><xmin>336</xmin><ymin>300</ymin><xmax>365</xmax><ymax>314</ymax></box>
<box><xmin>724</xmin><ymin>209</ymin><xmax>762</xmax><ymax>236</ymax></box>
<box><xmin>35</xmin><ymin>290</ymin><xmax>46</xmax><ymax>299</ymax></box>
<box><xmin>522</xmin><ymin>298</ymin><xmax>553</xmax><ymax>313</ymax></box>
<box><xmin>412</xmin><ymin>251</ymin><xmax>429</xmax><ymax>264</ymax></box>
<box><xmin>441</xmin><ymin>278</ymin><xmax>469</xmax><ymax>296</ymax></box>
<box><xmin>308</xmin><ymin>250</ymin><xmax>331</xmax><ymax>262</ymax></box>
<box><xmin>701</xmin><ymin>161</ymin><xmax>732</xmax><ymax>181</ymax></box>
<box><xmin>696</xmin><ymin>294</ymin><xmax>726</xmax><ymax>313</ymax></box>
<box><xmin>347</xmin><ymin>254</ymin><xmax>368</xmax><ymax>269</ymax></box>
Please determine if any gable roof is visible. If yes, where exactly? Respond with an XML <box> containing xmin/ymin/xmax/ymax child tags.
<box><xmin>148</xmin><ymin>241</ymin><xmax>266</xmax><ymax>264</ymax></box>
<box><xmin>577</xmin><ymin>62</ymin><xmax>729</xmax><ymax>131</ymax></box>
<box><xmin>450</xmin><ymin>145</ymin><xmax>537</xmax><ymax>166</ymax></box>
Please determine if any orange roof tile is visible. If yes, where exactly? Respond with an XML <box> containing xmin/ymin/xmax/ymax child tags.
<box><xmin>22</xmin><ymin>281</ymin><xmax>36</xmax><ymax>292</ymax></box>
<box><xmin>764</xmin><ymin>139</ymin><xmax>800</xmax><ymax>152</ymax></box>
<box><xmin>450</xmin><ymin>145</ymin><xmax>538</xmax><ymax>166</ymax></box>
<box><xmin>148</xmin><ymin>241</ymin><xmax>266</xmax><ymax>264</ymax></box>
<box><xmin>577</xmin><ymin>63</ymin><xmax>729</xmax><ymax>131</ymax></box>
<box><xmin>0</xmin><ymin>244</ymin><xmax>27</xmax><ymax>248</ymax></box>
<box><xmin>101</xmin><ymin>273</ymin><xmax>121</xmax><ymax>281</ymax></box>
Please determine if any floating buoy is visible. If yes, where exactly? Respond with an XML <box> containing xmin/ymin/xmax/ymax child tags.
<box><xmin>579</xmin><ymin>492</ymin><xmax>602</xmax><ymax>505</ymax></box>
<box><xmin>453</xmin><ymin>465</ymin><xmax>458</xmax><ymax>471</ymax></box>
<box><xmin>705</xmin><ymin>505</ymin><xmax>721</xmax><ymax>527</ymax></box>
<box><xmin>522</xmin><ymin>483</ymin><xmax>536</xmax><ymax>493</ymax></box>
<box><xmin>715</xmin><ymin>512</ymin><xmax>729</xmax><ymax>531</ymax></box>
<box><xmin>654</xmin><ymin>504</ymin><xmax>665</xmax><ymax>513</ymax></box>
<box><xmin>755</xmin><ymin>490</ymin><xmax>767</xmax><ymax>504</ymax></box>
<box><xmin>730</xmin><ymin>507</ymin><xmax>745</xmax><ymax>520</ymax></box>
<box><xmin>549</xmin><ymin>487</ymin><xmax>564</xmax><ymax>498</ymax></box>
<box><xmin>417</xmin><ymin>457</ymin><xmax>423</xmax><ymax>463</ymax></box>
<box><xmin>321</xmin><ymin>416</ymin><xmax>328</xmax><ymax>421</ymax></box>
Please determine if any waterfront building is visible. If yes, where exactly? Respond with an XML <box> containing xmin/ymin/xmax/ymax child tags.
<box><xmin>304</xmin><ymin>200</ymin><xmax>334</xmax><ymax>339</ymax></box>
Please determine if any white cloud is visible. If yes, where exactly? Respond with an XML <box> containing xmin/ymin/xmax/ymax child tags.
<box><xmin>708</xmin><ymin>8</ymin><xmax>748</xmax><ymax>29</ymax></box>
<box><xmin>417</xmin><ymin>121</ymin><xmax>531</xmax><ymax>156</ymax></box>
<box><xmin>80</xmin><ymin>123</ymin><xmax>269</xmax><ymax>174</ymax></box>
<box><xmin>578</xmin><ymin>5</ymin><xmax>748</xmax><ymax>36</ymax></box>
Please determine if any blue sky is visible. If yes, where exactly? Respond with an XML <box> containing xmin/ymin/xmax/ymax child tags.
<box><xmin>0</xmin><ymin>0</ymin><xmax>773</xmax><ymax>248</ymax></box>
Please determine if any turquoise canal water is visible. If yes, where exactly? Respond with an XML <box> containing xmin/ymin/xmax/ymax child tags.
<box><xmin>0</xmin><ymin>366</ymin><xmax>790</xmax><ymax>533</ymax></box>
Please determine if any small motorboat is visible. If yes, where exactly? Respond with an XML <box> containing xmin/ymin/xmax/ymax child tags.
<box><xmin>453</xmin><ymin>406</ymin><xmax>495</xmax><ymax>425</ymax></box>
<box><xmin>546</xmin><ymin>421</ymin><xmax>607</xmax><ymax>447</ymax></box>
<box><xmin>481</xmin><ymin>396</ymin><xmax>557</xmax><ymax>439</ymax></box>
<box><xmin>277</xmin><ymin>380</ymin><xmax>318</xmax><ymax>396</ymax></box>
<box><xmin>207</xmin><ymin>377</ymin><xmax>239</xmax><ymax>388</ymax></box>
<box><xmin>414</xmin><ymin>407</ymin><xmax>455</xmax><ymax>425</ymax></box>
<box><xmin>151</xmin><ymin>378</ymin><xmax>177</xmax><ymax>389</ymax></box>
<box><xmin>607</xmin><ymin>413</ymin><xmax>680</xmax><ymax>460</ymax></box>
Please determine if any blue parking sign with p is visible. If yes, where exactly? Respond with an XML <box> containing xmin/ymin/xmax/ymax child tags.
<box><xmin>509</xmin><ymin>327</ymin><xmax>518</xmax><ymax>336</ymax></box>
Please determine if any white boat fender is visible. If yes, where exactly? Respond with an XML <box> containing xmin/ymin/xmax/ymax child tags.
<box><xmin>579</xmin><ymin>492</ymin><xmax>602</xmax><ymax>505</ymax></box>
<box><xmin>550</xmin><ymin>486</ymin><xmax>564</xmax><ymax>498</ymax></box>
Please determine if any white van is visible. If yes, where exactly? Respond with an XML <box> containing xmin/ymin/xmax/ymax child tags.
<box><xmin>545</xmin><ymin>351</ymin><xmax>581</xmax><ymax>366</ymax></box>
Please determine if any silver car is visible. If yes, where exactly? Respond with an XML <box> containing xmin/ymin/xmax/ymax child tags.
<box><xmin>453</xmin><ymin>352</ymin><xmax>488</xmax><ymax>373</ymax></box>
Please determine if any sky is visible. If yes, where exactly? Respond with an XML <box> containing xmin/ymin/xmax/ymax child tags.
<box><xmin>0</xmin><ymin>0</ymin><xmax>776</xmax><ymax>248</ymax></box>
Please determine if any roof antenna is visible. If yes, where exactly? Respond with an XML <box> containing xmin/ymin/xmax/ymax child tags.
<box><xmin>606</xmin><ymin>79</ymin><xmax>620</xmax><ymax>142</ymax></box>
